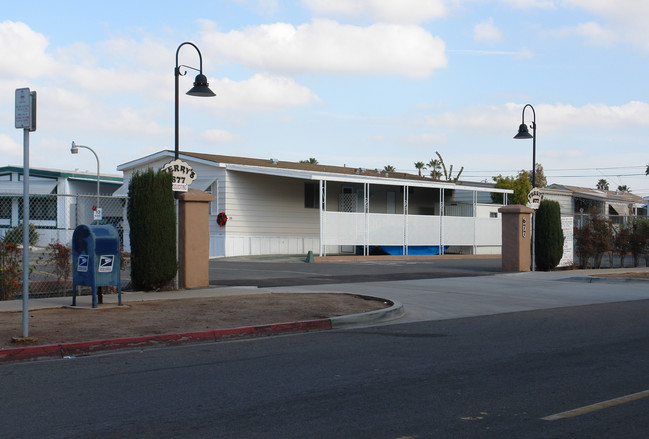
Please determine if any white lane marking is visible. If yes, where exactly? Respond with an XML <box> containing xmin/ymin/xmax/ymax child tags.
<box><xmin>542</xmin><ymin>389</ymin><xmax>649</xmax><ymax>421</ymax></box>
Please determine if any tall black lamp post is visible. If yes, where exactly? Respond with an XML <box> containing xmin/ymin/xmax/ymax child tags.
<box><xmin>175</xmin><ymin>41</ymin><xmax>216</xmax><ymax>161</ymax></box>
<box><xmin>174</xmin><ymin>42</ymin><xmax>215</xmax><ymax>289</ymax></box>
<box><xmin>513</xmin><ymin>103</ymin><xmax>537</xmax><ymax>271</ymax></box>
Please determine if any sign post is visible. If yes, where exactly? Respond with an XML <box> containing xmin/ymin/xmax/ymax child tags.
<box><xmin>161</xmin><ymin>159</ymin><xmax>198</xmax><ymax>289</ymax></box>
<box><xmin>527</xmin><ymin>188</ymin><xmax>543</xmax><ymax>272</ymax></box>
<box><xmin>15</xmin><ymin>88</ymin><xmax>37</xmax><ymax>338</ymax></box>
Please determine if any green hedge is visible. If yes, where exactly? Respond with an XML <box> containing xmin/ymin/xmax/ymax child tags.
<box><xmin>535</xmin><ymin>200</ymin><xmax>564</xmax><ymax>271</ymax></box>
<box><xmin>127</xmin><ymin>169</ymin><xmax>177</xmax><ymax>290</ymax></box>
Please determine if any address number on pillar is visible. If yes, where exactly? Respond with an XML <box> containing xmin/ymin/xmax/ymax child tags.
<box><xmin>522</xmin><ymin>218</ymin><xmax>527</xmax><ymax>238</ymax></box>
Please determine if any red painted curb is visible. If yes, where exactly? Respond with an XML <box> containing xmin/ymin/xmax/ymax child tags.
<box><xmin>0</xmin><ymin>319</ymin><xmax>332</xmax><ymax>363</ymax></box>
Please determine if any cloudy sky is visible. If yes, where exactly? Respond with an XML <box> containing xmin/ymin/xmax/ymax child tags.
<box><xmin>2</xmin><ymin>0</ymin><xmax>648</xmax><ymax>196</ymax></box>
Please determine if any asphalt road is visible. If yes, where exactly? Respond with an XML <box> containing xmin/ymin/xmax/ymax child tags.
<box><xmin>209</xmin><ymin>256</ymin><xmax>503</xmax><ymax>287</ymax></box>
<box><xmin>3</xmin><ymin>298</ymin><xmax>648</xmax><ymax>438</ymax></box>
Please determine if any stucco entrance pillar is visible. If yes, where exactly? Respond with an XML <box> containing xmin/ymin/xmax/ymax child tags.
<box><xmin>178</xmin><ymin>189</ymin><xmax>214</xmax><ymax>288</ymax></box>
<box><xmin>498</xmin><ymin>204</ymin><xmax>534</xmax><ymax>272</ymax></box>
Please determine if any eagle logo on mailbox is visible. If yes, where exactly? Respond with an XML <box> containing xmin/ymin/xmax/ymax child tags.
<box><xmin>98</xmin><ymin>255</ymin><xmax>114</xmax><ymax>273</ymax></box>
<box><xmin>77</xmin><ymin>255</ymin><xmax>89</xmax><ymax>272</ymax></box>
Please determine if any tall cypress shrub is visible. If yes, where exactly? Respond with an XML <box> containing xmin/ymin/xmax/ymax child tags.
<box><xmin>127</xmin><ymin>169</ymin><xmax>177</xmax><ymax>290</ymax></box>
<box><xmin>535</xmin><ymin>200</ymin><xmax>564</xmax><ymax>271</ymax></box>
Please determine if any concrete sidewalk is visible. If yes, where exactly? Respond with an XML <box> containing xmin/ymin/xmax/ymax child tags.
<box><xmin>271</xmin><ymin>267</ymin><xmax>649</xmax><ymax>324</ymax></box>
<box><xmin>2</xmin><ymin>266</ymin><xmax>648</xmax><ymax>319</ymax></box>
<box><xmin>1</xmin><ymin>266</ymin><xmax>648</xmax><ymax>362</ymax></box>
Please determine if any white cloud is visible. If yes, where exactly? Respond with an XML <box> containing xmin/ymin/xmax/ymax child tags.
<box><xmin>515</xmin><ymin>46</ymin><xmax>533</xmax><ymax>59</ymax></box>
<box><xmin>0</xmin><ymin>21</ymin><xmax>57</xmax><ymax>79</ymax></box>
<box><xmin>547</xmin><ymin>22</ymin><xmax>617</xmax><ymax>47</ymax></box>
<box><xmin>544</xmin><ymin>149</ymin><xmax>586</xmax><ymax>159</ymax></box>
<box><xmin>202</xmin><ymin>19</ymin><xmax>447</xmax><ymax>78</ymax></box>
<box><xmin>404</xmin><ymin>132</ymin><xmax>447</xmax><ymax>146</ymax></box>
<box><xmin>501</xmin><ymin>0</ymin><xmax>556</xmax><ymax>9</ymax></box>
<box><xmin>231</xmin><ymin>0</ymin><xmax>279</xmax><ymax>16</ymax></box>
<box><xmin>209</xmin><ymin>74</ymin><xmax>320</xmax><ymax>112</ymax></box>
<box><xmin>474</xmin><ymin>18</ymin><xmax>503</xmax><ymax>43</ymax></box>
<box><xmin>0</xmin><ymin>134</ymin><xmax>21</xmax><ymax>159</ymax></box>
<box><xmin>426</xmin><ymin>101</ymin><xmax>649</xmax><ymax>133</ymax></box>
<box><xmin>538</xmin><ymin>101</ymin><xmax>649</xmax><ymax>130</ymax></box>
<box><xmin>558</xmin><ymin>1</ymin><xmax>649</xmax><ymax>51</ymax></box>
<box><xmin>301</xmin><ymin>0</ymin><xmax>448</xmax><ymax>24</ymax></box>
<box><xmin>448</xmin><ymin>47</ymin><xmax>533</xmax><ymax>59</ymax></box>
<box><xmin>202</xmin><ymin>129</ymin><xmax>243</xmax><ymax>143</ymax></box>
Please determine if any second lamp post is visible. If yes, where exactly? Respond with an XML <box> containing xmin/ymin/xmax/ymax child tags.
<box><xmin>513</xmin><ymin>103</ymin><xmax>537</xmax><ymax>271</ymax></box>
<box><xmin>175</xmin><ymin>41</ymin><xmax>216</xmax><ymax>161</ymax></box>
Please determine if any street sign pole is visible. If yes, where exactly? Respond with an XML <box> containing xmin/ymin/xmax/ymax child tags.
<box><xmin>22</xmin><ymin>126</ymin><xmax>30</xmax><ymax>336</ymax></box>
<box><xmin>527</xmin><ymin>188</ymin><xmax>543</xmax><ymax>273</ymax></box>
<box><xmin>16</xmin><ymin>88</ymin><xmax>37</xmax><ymax>338</ymax></box>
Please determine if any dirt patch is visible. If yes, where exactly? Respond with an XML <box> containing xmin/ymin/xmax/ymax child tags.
<box><xmin>0</xmin><ymin>293</ymin><xmax>390</xmax><ymax>349</ymax></box>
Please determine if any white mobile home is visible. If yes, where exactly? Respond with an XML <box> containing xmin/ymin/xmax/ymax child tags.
<box><xmin>117</xmin><ymin>151</ymin><xmax>512</xmax><ymax>258</ymax></box>
<box><xmin>0</xmin><ymin>166</ymin><xmax>123</xmax><ymax>246</ymax></box>
<box><xmin>541</xmin><ymin>184</ymin><xmax>648</xmax><ymax>224</ymax></box>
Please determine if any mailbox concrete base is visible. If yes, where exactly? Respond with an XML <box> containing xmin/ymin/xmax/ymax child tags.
<box><xmin>178</xmin><ymin>189</ymin><xmax>215</xmax><ymax>289</ymax></box>
<box><xmin>498</xmin><ymin>204</ymin><xmax>534</xmax><ymax>272</ymax></box>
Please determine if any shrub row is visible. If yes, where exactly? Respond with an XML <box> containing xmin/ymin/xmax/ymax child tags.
<box><xmin>575</xmin><ymin>217</ymin><xmax>649</xmax><ymax>268</ymax></box>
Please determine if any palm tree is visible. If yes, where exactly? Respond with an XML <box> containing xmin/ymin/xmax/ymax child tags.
<box><xmin>383</xmin><ymin>165</ymin><xmax>395</xmax><ymax>172</ymax></box>
<box><xmin>414</xmin><ymin>161</ymin><xmax>426</xmax><ymax>177</ymax></box>
<box><xmin>617</xmin><ymin>185</ymin><xmax>630</xmax><ymax>193</ymax></box>
<box><xmin>435</xmin><ymin>151</ymin><xmax>464</xmax><ymax>182</ymax></box>
<box><xmin>596</xmin><ymin>179</ymin><xmax>609</xmax><ymax>191</ymax></box>
<box><xmin>428</xmin><ymin>158</ymin><xmax>442</xmax><ymax>179</ymax></box>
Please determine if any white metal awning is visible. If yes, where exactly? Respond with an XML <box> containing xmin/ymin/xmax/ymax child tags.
<box><xmin>190</xmin><ymin>176</ymin><xmax>217</xmax><ymax>191</ymax></box>
<box><xmin>112</xmin><ymin>176</ymin><xmax>217</xmax><ymax>196</ymax></box>
<box><xmin>225</xmin><ymin>164</ymin><xmax>512</xmax><ymax>194</ymax></box>
<box><xmin>113</xmin><ymin>183</ymin><xmax>129</xmax><ymax>196</ymax></box>
<box><xmin>0</xmin><ymin>181</ymin><xmax>57</xmax><ymax>195</ymax></box>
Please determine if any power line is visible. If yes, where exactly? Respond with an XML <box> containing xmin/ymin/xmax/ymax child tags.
<box><xmin>463</xmin><ymin>165</ymin><xmax>647</xmax><ymax>175</ymax></box>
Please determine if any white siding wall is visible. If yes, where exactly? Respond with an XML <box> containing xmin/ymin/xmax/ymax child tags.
<box><xmin>323</xmin><ymin>212</ymin><xmax>501</xmax><ymax>249</ymax></box>
<box><xmin>222</xmin><ymin>171</ymin><xmax>319</xmax><ymax>257</ymax></box>
<box><xmin>476</xmin><ymin>203</ymin><xmax>500</xmax><ymax>218</ymax></box>
<box><xmin>541</xmin><ymin>192</ymin><xmax>574</xmax><ymax>216</ymax></box>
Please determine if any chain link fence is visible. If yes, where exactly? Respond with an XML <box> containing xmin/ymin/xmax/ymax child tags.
<box><xmin>0</xmin><ymin>193</ymin><xmax>131</xmax><ymax>300</ymax></box>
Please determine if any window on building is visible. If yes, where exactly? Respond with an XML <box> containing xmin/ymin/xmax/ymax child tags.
<box><xmin>206</xmin><ymin>181</ymin><xmax>218</xmax><ymax>215</ymax></box>
<box><xmin>0</xmin><ymin>198</ymin><xmax>11</xmax><ymax>219</ymax></box>
<box><xmin>19</xmin><ymin>196</ymin><xmax>56</xmax><ymax>221</ymax></box>
<box><xmin>304</xmin><ymin>182</ymin><xmax>318</xmax><ymax>208</ymax></box>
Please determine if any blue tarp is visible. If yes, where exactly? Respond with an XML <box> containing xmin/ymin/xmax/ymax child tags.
<box><xmin>368</xmin><ymin>245</ymin><xmax>449</xmax><ymax>256</ymax></box>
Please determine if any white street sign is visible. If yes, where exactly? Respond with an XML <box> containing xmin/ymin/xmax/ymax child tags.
<box><xmin>15</xmin><ymin>88</ymin><xmax>31</xmax><ymax>129</ymax></box>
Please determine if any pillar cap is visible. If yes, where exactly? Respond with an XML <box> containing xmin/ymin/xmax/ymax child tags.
<box><xmin>178</xmin><ymin>188</ymin><xmax>215</xmax><ymax>202</ymax></box>
<box><xmin>498</xmin><ymin>204</ymin><xmax>534</xmax><ymax>214</ymax></box>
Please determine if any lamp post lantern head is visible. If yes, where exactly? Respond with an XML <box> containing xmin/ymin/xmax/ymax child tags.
<box><xmin>514</xmin><ymin>123</ymin><xmax>533</xmax><ymax>140</ymax></box>
<box><xmin>187</xmin><ymin>73</ymin><xmax>216</xmax><ymax>97</ymax></box>
<box><xmin>71</xmin><ymin>141</ymin><xmax>79</xmax><ymax>154</ymax></box>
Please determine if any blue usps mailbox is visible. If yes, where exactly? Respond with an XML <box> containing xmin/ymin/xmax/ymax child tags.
<box><xmin>72</xmin><ymin>224</ymin><xmax>122</xmax><ymax>308</ymax></box>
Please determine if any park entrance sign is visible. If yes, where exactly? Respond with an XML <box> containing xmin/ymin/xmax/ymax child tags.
<box><xmin>527</xmin><ymin>188</ymin><xmax>543</xmax><ymax>210</ymax></box>
<box><xmin>161</xmin><ymin>159</ymin><xmax>197</xmax><ymax>192</ymax></box>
